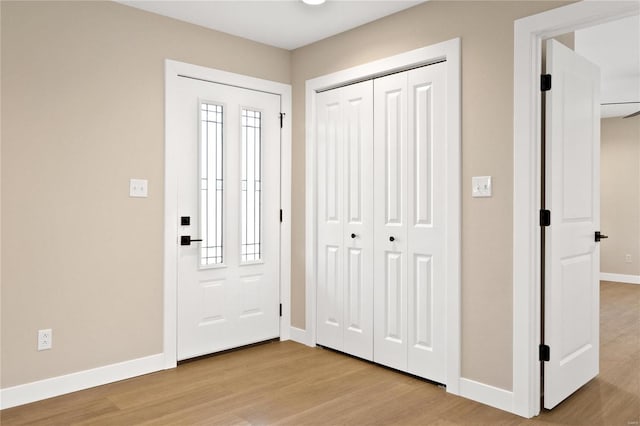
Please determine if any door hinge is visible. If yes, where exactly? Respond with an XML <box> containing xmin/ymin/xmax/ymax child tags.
<box><xmin>540</xmin><ymin>209</ymin><xmax>551</xmax><ymax>227</ymax></box>
<box><xmin>541</xmin><ymin>74</ymin><xmax>552</xmax><ymax>92</ymax></box>
<box><xmin>280</xmin><ymin>209</ymin><xmax>283</xmax><ymax>223</ymax></box>
<box><xmin>279</xmin><ymin>303</ymin><xmax>282</xmax><ymax>317</ymax></box>
<box><xmin>279</xmin><ymin>112</ymin><xmax>285</xmax><ymax>129</ymax></box>
<box><xmin>539</xmin><ymin>344</ymin><xmax>550</xmax><ymax>362</ymax></box>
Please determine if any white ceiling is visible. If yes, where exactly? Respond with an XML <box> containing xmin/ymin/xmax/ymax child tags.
<box><xmin>118</xmin><ymin>1</ymin><xmax>638</xmax><ymax>118</ymax></box>
<box><xmin>117</xmin><ymin>0</ymin><xmax>426</xmax><ymax>50</ymax></box>
<box><xmin>575</xmin><ymin>15</ymin><xmax>640</xmax><ymax>118</ymax></box>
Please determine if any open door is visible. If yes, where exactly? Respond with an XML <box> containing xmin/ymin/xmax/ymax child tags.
<box><xmin>543</xmin><ymin>39</ymin><xmax>601</xmax><ymax>409</ymax></box>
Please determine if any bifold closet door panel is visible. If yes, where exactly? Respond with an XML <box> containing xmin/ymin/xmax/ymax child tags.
<box><xmin>406</xmin><ymin>62</ymin><xmax>447</xmax><ymax>383</ymax></box>
<box><xmin>316</xmin><ymin>80</ymin><xmax>374</xmax><ymax>360</ymax></box>
<box><xmin>373</xmin><ymin>72</ymin><xmax>409</xmax><ymax>371</ymax></box>
<box><xmin>341</xmin><ymin>81</ymin><xmax>374</xmax><ymax>361</ymax></box>
<box><xmin>316</xmin><ymin>88</ymin><xmax>345</xmax><ymax>351</ymax></box>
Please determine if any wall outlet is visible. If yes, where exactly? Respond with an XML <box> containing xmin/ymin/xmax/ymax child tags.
<box><xmin>129</xmin><ymin>178</ymin><xmax>148</xmax><ymax>198</ymax></box>
<box><xmin>38</xmin><ymin>329</ymin><xmax>52</xmax><ymax>351</ymax></box>
<box><xmin>625</xmin><ymin>254</ymin><xmax>632</xmax><ymax>263</ymax></box>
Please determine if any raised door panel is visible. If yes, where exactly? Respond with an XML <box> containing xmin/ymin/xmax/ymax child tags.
<box><xmin>316</xmin><ymin>89</ymin><xmax>344</xmax><ymax>351</ymax></box>
<box><xmin>406</xmin><ymin>63</ymin><xmax>447</xmax><ymax>383</ymax></box>
<box><xmin>373</xmin><ymin>72</ymin><xmax>408</xmax><ymax>371</ymax></box>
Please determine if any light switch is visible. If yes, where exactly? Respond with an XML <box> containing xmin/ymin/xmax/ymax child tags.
<box><xmin>472</xmin><ymin>176</ymin><xmax>492</xmax><ymax>197</ymax></box>
<box><xmin>129</xmin><ymin>179</ymin><xmax>148</xmax><ymax>198</ymax></box>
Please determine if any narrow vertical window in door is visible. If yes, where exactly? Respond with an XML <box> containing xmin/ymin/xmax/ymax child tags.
<box><xmin>241</xmin><ymin>109</ymin><xmax>262</xmax><ymax>262</ymax></box>
<box><xmin>200</xmin><ymin>103</ymin><xmax>224</xmax><ymax>266</ymax></box>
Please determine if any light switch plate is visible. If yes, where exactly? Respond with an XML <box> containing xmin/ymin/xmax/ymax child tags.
<box><xmin>472</xmin><ymin>176</ymin><xmax>492</xmax><ymax>197</ymax></box>
<box><xmin>130</xmin><ymin>179</ymin><xmax>148</xmax><ymax>198</ymax></box>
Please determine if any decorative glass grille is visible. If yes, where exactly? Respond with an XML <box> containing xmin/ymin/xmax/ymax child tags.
<box><xmin>200</xmin><ymin>103</ymin><xmax>224</xmax><ymax>266</ymax></box>
<box><xmin>241</xmin><ymin>109</ymin><xmax>262</xmax><ymax>262</ymax></box>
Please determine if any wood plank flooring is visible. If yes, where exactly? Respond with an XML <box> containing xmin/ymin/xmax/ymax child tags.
<box><xmin>2</xmin><ymin>281</ymin><xmax>638</xmax><ymax>425</ymax></box>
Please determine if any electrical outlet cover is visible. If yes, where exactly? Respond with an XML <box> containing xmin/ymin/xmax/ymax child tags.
<box><xmin>38</xmin><ymin>329</ymin><xmax>52</xmax><ymax>351</ymax></box>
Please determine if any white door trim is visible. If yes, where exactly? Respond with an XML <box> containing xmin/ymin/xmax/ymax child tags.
<box><xmin>512</xmin><ymin>1</ymin><xmax>640</xmax><ymax>418</ymax></box>
<box><xmin>304</xmin><ymin>38</ymin><xmax>461</xmax><ymax>394</ymax></box>
<box><xmin>164</xmin><ymin>59</ymin><xmax>292</xmax><ymax>368</ymax></box>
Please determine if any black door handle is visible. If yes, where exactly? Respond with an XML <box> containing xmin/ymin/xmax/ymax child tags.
<box><xmin>389</xmin><ymin>236</ymin><xmax>395</xmax><ymax>242</ymax></box>
<box><xmin>595</xmin><ymin>231</ymin><xmax>608</xmax><ymax>242</ymax></box>
<box><xmin>351</xmin><ymin>233</ymin><xmax>357</xmax><ymax>239</ymax></box>
<box><xmin>180</xmin><ymin>235</ymin><xmax>203</xmax><ymax>246</ymax></box>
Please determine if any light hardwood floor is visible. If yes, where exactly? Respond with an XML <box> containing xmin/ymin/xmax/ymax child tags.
<box><xmin>2</xmin><ymin>281</ymin><xmax>638</xmax><ymax>425</ymax></box>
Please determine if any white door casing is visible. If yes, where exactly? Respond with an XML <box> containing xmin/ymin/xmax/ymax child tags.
<box><xmin>543</xmin><ymin>39</ymin><xmax>600</xmax><ymax>409</ymax></box>
<box><xmin>513</xmin><ymin>2</ymin><xmax>638</xmax><ymax>418</ymax></box>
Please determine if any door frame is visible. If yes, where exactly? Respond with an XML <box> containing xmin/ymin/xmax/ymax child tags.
<box><xmin>512</xmin><ymin>1</ymin><xmax>640</xmax><ymax>418</ymax></box>
<box><xmin>304</xmin><ymin>38</ymin><xmax>461</xmax><ymax>394</ymax></box>
<box><xmin>163</xmin><ymin>59</ymin><xmax>292</xmax><ymax>368</ymax></box>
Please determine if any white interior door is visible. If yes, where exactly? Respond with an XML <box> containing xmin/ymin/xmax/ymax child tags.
<box><xmin>373</xmin><ymin>72</ymin><xmax>409</xmax><ymax>371</ymax></box>
<box><xmin>174</xmin><ymin>76</ymin><xmax>281</xmax><ymax>361</ymax></box>
<box><xmin>316</xmin><ymin>80</ymin><xmax>374</xmax><ymax>360</ymax></box>
<box><xmin>544</xmin><ymin>39</ymin><xmax>601</xmax><ymax>409</ymax></box>
<box><xmin>406</xmin><ymin>63</ymin><xmax>447</xmax><ymax>383</ymax></box>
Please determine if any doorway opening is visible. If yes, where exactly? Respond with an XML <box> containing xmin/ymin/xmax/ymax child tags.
<box><xmin>513</xmin><ymin>1</ymin><xmax>640</xmax><ymax>418</ymax></box>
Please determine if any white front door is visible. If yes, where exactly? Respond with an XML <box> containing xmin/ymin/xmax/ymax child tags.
<box><xmin>173</xmin><ymin>76</ymin><xmax>281</xmax><ymax>361</ymax></box>
<box><xmin>544</xmin><ymin>39</ymin><xmax>601</xmax><ymax>409</ymax></box>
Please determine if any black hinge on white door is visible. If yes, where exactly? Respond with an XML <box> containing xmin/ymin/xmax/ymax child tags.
<box><xmin>280</xmin><ymin>209</ymin><xmax>283</xmax><ymax>223</ymax></box>
<box><xmin>279</xmin><ymin>112</ymin><xmax>285</xmax><ymax>129</ymax></box>
<box><xmin>540</xmin><ymin>209</ymin><xmax>551</xmax><ymax>227</ymax></box>
<box><xmin>541</xmin><ymin>74</ymin><xmax>552</xmax><ymax>91</ymax></box>
<box><xmin>279</xmin><ymin>303</ymin><xmax>282</xmax><ymax>317</ymax></box>
<box><xmin>539</xmin><ymin>344</ymin><xmax>551</xmax><ymax>362</ymax></box>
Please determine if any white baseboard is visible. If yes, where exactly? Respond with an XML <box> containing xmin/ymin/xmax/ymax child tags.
<box><xmin>458</xmin><ymin>378</ymin><xmax>513</xmax><ymax>413</ymax></box>
<box><xmin>289</xmin><ymin>326</ymin><xmax>312</xmax><ymax>346</ymax></box>
<box><xmin>0</xmin><ymin>353</ymin><xmax>165</xmax><ymax>410</ymax></box>
<box><xmin>601</xmin><ymin>272</ymin><xmax>640</xmax><ymax>285</ymax></box>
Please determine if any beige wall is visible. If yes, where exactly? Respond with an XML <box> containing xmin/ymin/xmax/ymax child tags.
<box><xmin>291</xmin><ymin>1</ymin><xmax>568</xmax><ymax>390</ymax></box>
<box><xmin>0</xmin><ymin>1</ymin><xmax>290</xmax><ymax>388</ymax></box>
<box><xmin>1</xmin><ymin>0</ymin><xmax>577</xmax><ymax>395</ymax></box>
<box><xmin>601</xmin><ymin>117</ymin><xmax>640</xmax><ymax>277</ymax></box>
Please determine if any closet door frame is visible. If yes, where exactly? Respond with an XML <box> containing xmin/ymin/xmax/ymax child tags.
<box><xmin>304</xmin><ymin>38</ymin><xmax>461</xmax><ymax>395</ymax></box>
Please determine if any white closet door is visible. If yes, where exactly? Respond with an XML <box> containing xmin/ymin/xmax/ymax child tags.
<box><xmin>406</xmin><ymin>63</ymin><xmax>447</xmax><ymax>383</ymax></box>
<box><xmin>373</xmin><ymin>72</ymin><xmax>409</xmax><ymax>371</ymax></box>
<box><xmin>342</xmin><ymin>81</ymin><xmax>374</xmax><ymax>360</ymax></box>
<box><xmin>316</xmin><ymin>88</ymin><xmax>345</xmax><ymax>351</ymax></box>
<box><xmin>316</xmin><ymin>80</ymin><xmax>374</xmax><ymax>358</ymax></box>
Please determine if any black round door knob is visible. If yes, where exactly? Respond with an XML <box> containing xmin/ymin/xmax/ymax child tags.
<box><xmin>389</xmin><ymin>236</ymin><xmax>395</xmax><ymax>242</ymax></box>
<box><xmin>351</xmin><ymin>233</ymin><xmax>357</xmax><ymax>239</ymax></box>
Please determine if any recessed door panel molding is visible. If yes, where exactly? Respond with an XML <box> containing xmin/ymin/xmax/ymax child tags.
<box><xmin>561</xmin><ymin>72</ymin><xmax>596</xmax><ymax>222</ymax></box>
<box><xmin>176</xmin><ymin>76</ymin><xmax>281</xmax><ymax>361</ymax></box>
<box><xmin>347</xmin><ymin>248</ymin><xmax>363</xmax><ymax>332</ymax></box>
<box><xmin>544</xmin><ymin>39</ymin><xmax>600</xmax><ymax>409</ymax></box>
<box><xmin>384</xmin><ymin>89</ymin><xmax>404</xmax><ymax>226</ymax></box>
<box><xmin>413</xmin><ymin>83</ymin><xmax>433</xmax><ymax>227</ymax></box>
<box><xmin>347</xmin><ymin>97</ymin><xmax>363</xmax><ymax>224</ymax></box>
<box><xmin>413</xmin><ymin>254</ymin><xmax>433</xmax><ymax>350</ymax></box>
